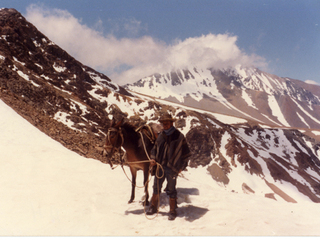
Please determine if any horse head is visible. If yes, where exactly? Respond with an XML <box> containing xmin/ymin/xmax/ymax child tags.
<box><xmin>103</xmin><ymin>118</ymin><xmax>124</xmax><ymax>159</ymax></box>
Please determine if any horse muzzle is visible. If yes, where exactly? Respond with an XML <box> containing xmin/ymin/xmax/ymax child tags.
<box><xmin>103</xmin><ymin>145</ymin><xmax>114</xmax><ymax>158</ymax></box>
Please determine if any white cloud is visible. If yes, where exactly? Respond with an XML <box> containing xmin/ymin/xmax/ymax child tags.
<box><xmin>26</xmin><ymin>5</ymin><xmax>267</xmax><ymax>85</ymax></box>
<box><xmin>305</xmin><ymin>80</ymin><xmax>319</xmax><ymax>85</ymax></box>
<box><xmin>123</xmin><ymin>18</ymin><xmax>146</xmax><ymax>36</ymax></box>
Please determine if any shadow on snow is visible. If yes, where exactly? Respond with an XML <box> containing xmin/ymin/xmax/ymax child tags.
<box><xmin>124</xmin><ymin>187</ymin><xmax>209</xmax><ymax>222</ymax></box>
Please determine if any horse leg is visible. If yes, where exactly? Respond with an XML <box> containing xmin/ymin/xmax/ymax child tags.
<box><xmin>143</xmin><ymin>166</ymin><xmax>150</xmax><ymax>206</ymax></box>
<box><xmin>128</xmin><ymin>167</ymin><xmax>137</xmax><ymax>204</ymax></box>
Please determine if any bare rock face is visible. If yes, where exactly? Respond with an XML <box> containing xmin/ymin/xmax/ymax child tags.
<box><xmin>207</xmin><ymin>163</ymin><xmax>230</xmax><ymax>185</ymax></box>
<box><xmin>187</xmin><ymin>126</ymin><xmax>216</xmax><ymax>167</ymax></box>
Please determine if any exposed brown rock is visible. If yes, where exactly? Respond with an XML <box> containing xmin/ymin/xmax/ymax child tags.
<box><xmin>242</xmin><ymin>183</ymin><xmax>255</xmax><ymax>194</ymax></box>
<box><xmin>265</xmin><ymin>193</ymin><xmax>277</xmax><ymax>201</ymax></box>
<box><xmin>207</xmin><ymin>163</ymin><xmax>229</xmax><ymax>185</ymax></box>
<box><xmin>264</xmin><ymin>180</ymin><xmax>297</xmax><ymax>203</ymax></box>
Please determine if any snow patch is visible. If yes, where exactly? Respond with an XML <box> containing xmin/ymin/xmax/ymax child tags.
<box><xmin>53</xmin><ymin>62</ymin><xmax>67</xmax><ymax>72</ymax></box>
<box><xmin>54</xmin><ymin>111</ymin><xmax>79</xmax><ymax>131</ymax></box>
<box><xmin>267</xmin><ymin>95</ymin><xmax>290</xmax><ymax>127</ymax></box>
<box><xmin>212</xmin><ymin>113</ymin><xmax>247</xmax><ymax>125</ymax></box>
<box><xmin>241</xmin><ymin>88</ymin><xmax>257</xmax><ymax>109</ymax></box>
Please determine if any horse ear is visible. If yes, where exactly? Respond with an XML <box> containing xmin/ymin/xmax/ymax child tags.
<box><xmin>110</xmin><ymin>117</ymin><xmax>116</xmax><ymax>127</ymax></box>
<box><xmin>114</xmin><ymin>117</ymin><xmax>124</xmax><ymax>128</ymax></box>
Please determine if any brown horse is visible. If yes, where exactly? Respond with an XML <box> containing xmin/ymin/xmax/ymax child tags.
<box><xmin>103</xmin><ymin>118</ymin><xmax>161</xmax><ymax>205</ymax></box>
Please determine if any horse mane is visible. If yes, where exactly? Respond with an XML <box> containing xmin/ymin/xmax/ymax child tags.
<box><xmin>121</xmin><ymin>122</ymin><xmax>140</xmax><ymax>147</ymax></box>
<box><xmin>121</xmin><ymin>122</ymin><xmax>162</xmax><ymax>151</ymax></box>
<box><xmin>121</xmin><ymin>122</ymin><xmax>137</xmax><ymax>133</ymax></box>
<box><xmin>122</xmin><ymin>122</ymin><xmax>163</xmax><ymax>138</ymax></box>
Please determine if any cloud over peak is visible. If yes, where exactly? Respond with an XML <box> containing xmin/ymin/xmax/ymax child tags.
<box><xmin>305</xmin><ymin>80</ymin><xmax>319</xmax><ymax>85</ymax></box>
<box><xmin>26</xmin><ymin>5</ymin><xmax>267</xmax><ymax>85</ymax></box>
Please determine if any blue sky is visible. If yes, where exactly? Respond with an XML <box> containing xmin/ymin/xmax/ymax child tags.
<box><xmin>2</xmin><ymin>0</ymin><xmax>320</xmax><ymax>85</ymax></box>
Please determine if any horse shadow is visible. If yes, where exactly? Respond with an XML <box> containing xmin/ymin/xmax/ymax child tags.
<box><xmin>124</xmin><ymin>187</ymin><xmax>209</xmax><ymax>222</ymax></box>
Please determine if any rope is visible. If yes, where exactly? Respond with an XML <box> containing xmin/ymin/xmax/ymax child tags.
<box><xmin>138</xmin><ymin>131</ymin><xmax>163</xmax><ymax>220</ymax></box>
<box><xmin>120</xmin><ymin>159</ymin><xmax>154</xmax><ymax>188</ymax></box>
<box><xmin>120</xmin><ymin>159</ymin><xmax>163</xmax><ymax>220</ymax></box>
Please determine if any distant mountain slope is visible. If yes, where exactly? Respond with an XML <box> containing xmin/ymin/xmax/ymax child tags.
<box><xmin>2</xmin><ymin>8</ymin><xmax>320</xmax><ymax>203</ymax></box>
<box><xmin>125</xmin><ymin>66</ymin><xmax>320</xmax><ymax>129</ymax></box>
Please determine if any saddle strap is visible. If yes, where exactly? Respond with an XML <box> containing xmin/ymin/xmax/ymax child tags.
<box><xmin>136</xmin><ymin>124</ymin><xmax>156</xmax><ymax>144</ymax></box>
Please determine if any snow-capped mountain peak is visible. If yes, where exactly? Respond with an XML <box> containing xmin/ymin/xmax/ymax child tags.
<box><xmin>125</xmin><ymin>65</ymin><xmax>320</xmax><ymax>129</ymax></box>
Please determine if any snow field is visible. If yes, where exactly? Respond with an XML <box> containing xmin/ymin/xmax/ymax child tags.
<box><xmin>1</xmin><ymin>99</ymin><xmax>320</xmax><ymax>236</ymax></box>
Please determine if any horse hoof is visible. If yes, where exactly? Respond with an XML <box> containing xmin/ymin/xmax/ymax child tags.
<box><xmin>128</xmin><ymin>199</ymin><xmax>134</xmax><ymax>204</ymax></box>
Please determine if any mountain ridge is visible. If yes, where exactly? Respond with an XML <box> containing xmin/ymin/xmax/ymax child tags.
<box><xmin>125</xmin><ymin>66</ymin><xmax>320</xmax><ymax>130</ymax></box>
